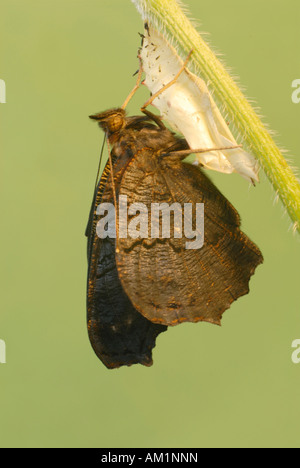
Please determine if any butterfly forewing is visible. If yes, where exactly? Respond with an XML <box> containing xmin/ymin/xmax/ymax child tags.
<box><xmin>86</xmin><ymin>138</ymin><xmax>167</xmax><ymax>369</ymax></box>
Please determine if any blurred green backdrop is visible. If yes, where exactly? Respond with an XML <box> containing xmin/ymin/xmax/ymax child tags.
<box><xmin>0</xmin><ymin>0</ymin><xmax>300</xmax><ymax>448</ymax></box>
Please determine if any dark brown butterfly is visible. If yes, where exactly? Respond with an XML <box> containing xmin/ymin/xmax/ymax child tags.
<box><xmin>86</xmin><ymin>107</ymin><xmax>263</xmax><ymax>369</ymax></box>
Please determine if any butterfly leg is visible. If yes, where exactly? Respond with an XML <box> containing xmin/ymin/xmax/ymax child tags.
<box><xmin>162</xmin><ymin>145</ymin><xmax>242</xmax><ymax>160</ymax></box>
<box><xmin>141</xmin><ymin>50</ymin><xmax>193</xmax><ymax>110</ymax></box>
<box><xmin>121</xmin><ymin>56</ymin><xmax>144</xmax><ymax>110</ymax></box>
<box><xmin>141</xmin><ymin>108</ymin><xmax>166</xmax><ymax>130</ymax></box>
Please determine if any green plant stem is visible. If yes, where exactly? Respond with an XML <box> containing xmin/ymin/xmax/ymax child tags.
<box><xmin>132</xmin><ymin>0</ymin><xmax>300</xmax><ymax>233</ymax></box>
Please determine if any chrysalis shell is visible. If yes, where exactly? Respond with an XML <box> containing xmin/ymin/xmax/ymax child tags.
<box><xmin>140</xmin><ymin>24</ymin><xmax>260</xmax><ymax>183</ymax></box>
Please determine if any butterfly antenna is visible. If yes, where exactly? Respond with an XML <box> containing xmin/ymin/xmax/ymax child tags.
<box><xmin>85</xmin><ymin>134</ymin><xmax>107</xmax><ymax>241</ymax></box>
<box><xmin>94</xmin><ymin>134</ymin><xmax>106</xmax><ymax>191</ymax></box>
<box><xmin>106</xmin><ymin>138</ymin><xmax>119</xmax><ymax>247</ymax></box>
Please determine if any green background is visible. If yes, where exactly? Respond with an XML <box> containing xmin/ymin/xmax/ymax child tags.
<box><xmin>1</xmin><ymin>0</ymin><xmax>300</xmax><ymax>448</ymax></box>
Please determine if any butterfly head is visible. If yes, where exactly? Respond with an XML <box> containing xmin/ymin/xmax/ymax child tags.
<box><xmin>89</xmin><ymin>108</ymin><xmax>126</xmax><ymax>135</ymax></box>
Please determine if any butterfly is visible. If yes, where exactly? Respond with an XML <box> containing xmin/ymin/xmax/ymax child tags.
<box><xmin>86</xmin><ymin>107</ymin><xmax>263</xmax><ymax>369</ymax></box>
